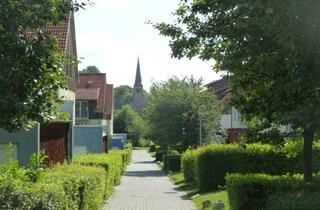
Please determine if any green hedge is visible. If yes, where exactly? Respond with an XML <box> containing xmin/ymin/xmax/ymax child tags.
<box><xmin>163</xmin><ymin>154</ymin><xmax>181</xmax><ymax>172</ymax></box>
<box><xmin>226</xmin><ymin>173</ymin><xmax>320</xmax><ymax>210</ymax></box>
<box><xmin>195</xmin><ymin>143</ymin><xmax>320</xmax><ymax>192</ymax></box>
<box><xmin>155</xmin><ymin>151</ymin><xmax>164</xmax><ymax>162</ymax></box>
<box><xmin>42</xmin><ymin>164</ymin><xmax>106</xmax><ymax>209</ymax></box>
<box><xmin>181</xmin><ymin>148</ymin><xmax>203</xmax><ymax>183</ymax></box>
<box><xmin>73</xmin><ymin>149</ymin><xmax>132</xmax><ymax>197</ymax></box>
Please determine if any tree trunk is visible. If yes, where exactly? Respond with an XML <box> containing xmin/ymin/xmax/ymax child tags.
<box><xmin>303</xmin><ymin>128</ymin><xmax>315</xmax><ymax>182</ymax></box>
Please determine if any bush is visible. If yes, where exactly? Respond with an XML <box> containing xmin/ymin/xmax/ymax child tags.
<box><xmin>73</xmin><ymin>151</ymin><xmax>130</xmax><ymax>197</ymax></box>
<box><xmin>42</xmin><ymin>164</ymin><xmax>106</xmax><ymax>209</ymax></box>
<box><xmin>226</xmin><ymin>173</ymin><xmax>320</xmax><ymax>210</ymax></box>
<box><xmin>155</xmin><ymin>151</ymin><xmax>164</xmax><ymax>162</ymax></box>
<box><xmin>149</xmin><ymin>143</ymin><xmax>156</xmax><ymax>152</ymax></box>
<box><xmin>267</xmin><ymin>191</ymin><xmax>320</xmax><ymax>210</ymax></box>
<box><xmin>181</xmin><ymin>149</ymin><xmax>200</xmax><ymax>183</ymax></box>
<box><xmin>163</xmin><ymin>154</ymin><xmax>181</xmax><ymax>172</ymax></box>
<box><xmin>195</xmin><ymin>143</ymin><xmax>320</xmax><ymax>192</ymax></box>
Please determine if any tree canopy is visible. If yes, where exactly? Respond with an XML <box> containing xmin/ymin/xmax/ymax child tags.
<box><xmin>81</xmin><ymin>65</ymin><xmax>100</xmax><ymax>73</ymax></box>
<box><xmin>154</xmin><ymin>0</ymin><xmax>320</xmax><ymax>181</ymax></box>
<box><xmin>0</xmin><ymin>0</ymin><xmax>86</xmax><ymax>132</ymax></box>
<box><xmin>147</xmin><ymin>77</ymin><xmax>222</xmax><ymax>150</ymax></box>
<box><xmin>114</xmin><ymin>85</ymin><xmax>133</xmax><ymax>110</ymax></box>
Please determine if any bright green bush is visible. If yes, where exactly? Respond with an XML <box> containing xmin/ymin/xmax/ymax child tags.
<box><xmin>163</xmin><ymin>154</ymin><xmax>181</xmax><ymax>172</ymax></box>
<box><xmin>73</xmin><ymin>150</ymin><xmax>132</xmax><ymax>197</ymax></box>
<box><xmin>42</xmin><ymin>164</ymin><xmax>105</xmax><ymax>209</ymax></box>
<box><xmin>181</xmin><ymin>149</ymin><xmax>200</xmax><ymax>183</ymax></box>
<box><xmin>226</xmin><ymin>173</ymin><xmax>320</xmax><ymax>210</ymax></box>
<box><xmin>195</xmin><ymin>143</ymin><xmax>320</xmax><ymax>192</ymax></box>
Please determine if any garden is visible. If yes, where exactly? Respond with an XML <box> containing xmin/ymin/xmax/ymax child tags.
<box><xmin>0</xmin><ymin>147</ymin><xmax>132</xmax><ymax>209</ymax></box>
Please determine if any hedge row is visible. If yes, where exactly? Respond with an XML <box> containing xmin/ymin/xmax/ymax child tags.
<box><xmin>182</xmin><ymin>142</ymin><xmax>320</xmax><ymax>192</ymax></box>
<box><xmin>0</xmin><ymin>164</ymin><xmax>106</xmax><ymax>209</ymax></box>
<box><xmin>226</xmin><ymin>173</ymin><xmax>320</xmax><ymax>210</ymax></box>
<box><xmin>163</xmin><ymin>154</ymin><xmax>181</xmax><ymax>172</ymax></box>
<box><xmin>73</xmin><ymin>149</ymin><xmax>132</xmax><ymax>197</ymax></box>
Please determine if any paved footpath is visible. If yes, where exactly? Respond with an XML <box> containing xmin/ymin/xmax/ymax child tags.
<box><xmin>104</xmin><ymin>150</ymin><xmax>196</xmax><ymax>210</ymax></box>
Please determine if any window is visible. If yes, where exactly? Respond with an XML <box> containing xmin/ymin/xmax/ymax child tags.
<box><xmin>76</xmin><ymin>101</ymin><xmax>89</xmax><ymax>119</ymax></box>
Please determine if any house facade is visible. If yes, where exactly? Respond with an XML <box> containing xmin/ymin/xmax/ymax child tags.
<box><xmin>0</xmin><ymin>12</ymin><xmax>79</xmax><ymax>165</ymax></box>
<box><xmin>207</xmin><ymin>78</ymin><xmax>247</xmax><ymax>143</ymax></box>
<box><xmin>75</xmin><ymin>73</ymin><xmax>114</xmax><ymax>136</ymax></box>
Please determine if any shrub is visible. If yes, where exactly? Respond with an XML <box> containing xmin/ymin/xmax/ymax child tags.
<box><xmin>181</xmin><ymin>149</ymin><xmax>199</xmax><ymax>183</ymax></box>
<box><xmin>163</xmin><ymin>154</ymin><xmax>181</xmax><ymax>172</ymax></box>
<box><xmin>73</xmin><ymin>151</ymin><xmax>128</xmax><ymax>197</ymax></box>
<box><xmin>155</xmin><ymin>151</ymin><xmax>164</xmax><ymax>162</ymax></box>
<box><xmin>42</xmin><ymin>164</ymin><xmax>105</xmax><ymax>209</ymax></box>
<box><xmin>226</xmin><ymin>173</ymin><xmax>320</xmax><ymax>210</ymax></box>
<box><xmin>196</xmin><ymin>143</ymin><xmax>320</xmax><ymax>192</ymax></box>
<box><xmin>149</xmin><ymin>143</ymin><xmax>156</xmax><ymax>152</ymax></box>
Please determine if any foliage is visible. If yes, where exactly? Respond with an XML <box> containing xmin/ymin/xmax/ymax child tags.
<box><xmin>190</xmin><ymin>142</ymin><xmax>320</xmax><ymax>192</ymax></box>
<box><xmin>26</xmin><ymin>152</ymin><xmax>47</xmax><ymax>182</ymax></box>
<box><xmin>154</xmin><ymin>0</ymin><xmax>320</xmax><ymax>182</ymax></box>
<box><xmin>138</xmin><ymin>138</ymin><xmax>152</xmax><ymax>147</ymax></box>
<box><xmin>181</xmin><ymin>149</ymin><xmax>201</xmax><ymax>183</ymax></box>
<box><xmin>163</xmin><ymin>154</ymin><xmax>181</xmax><ymax>172</ymax></box>
<box><xmin>42</xmin><ymin>164</ymin><xmax>105</xmax><ymax>209</ymax></box>
<box><xmin>0</xmin><ymin>0</ymin><xmax>87</xmax><ymax>131</ymax></box>
<box><xmin>114</xmin><ymin>85</ymin><xmax>134</xmax><ymax>110</ymax></box>
<box><xmin>73</xmin><ymin>149</ymin><xmax>132</xmax><ymax>197</ymax></box>
<box><xmin>147</xmin><ymin>77</ymin><xmax>222</xmax><ymax>150</ymax></box>
<box><xmin>226</xmin><ymin>173</ymin><xmax>320</xmax><ymax>210</ymax></box>
<box><xmin>81</xmin><ymin>65</ymin><xmax>100</xmax><ymax>73</ymax></box>
<box><xmin>114</xmin><ymin>105</ymin><xmax>147</xmax><ymax>146</ymax></box>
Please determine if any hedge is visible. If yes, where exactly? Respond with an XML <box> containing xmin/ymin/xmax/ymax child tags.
<box><xmin>42</xmin><ymin>164</ymin><xmax>106</xmax><ymax>209</ymax></box>
<box><xmin>73</xmin><ymin>149</ymin><xmax>132</xmax><ymax>197</ymax></box>
<box><xmin>226</xmin><ymin>173</ymin><xmax>320</xmax><ymax>210</ymax></box>
<box><xmin>181</xmin><ymin>148</ymin><xmax>204</xmax><ymax>183</ymax></box>
<box><xmin>163</xmin><ymin>154</ymin><xmax>181</xmax><ymax>172</ymax></box>
<box><xmin>194</xmin><ymin>143</ymin><xmax>320</xmax><ymax>192</ymax></box>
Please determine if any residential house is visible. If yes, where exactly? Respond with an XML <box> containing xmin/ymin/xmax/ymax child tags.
<box><xmin>207</xmin><ymin>77</ymin><xmax>247</xmax><ymax>143</ymax></box>
<box><xmin>0</xmin><ymin>12</ymin><xmax>78</xmax><ymax>165</ymax></box>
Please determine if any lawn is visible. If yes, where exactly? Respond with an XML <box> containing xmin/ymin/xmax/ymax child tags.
<box><xmin>169</xmin><ymin>173</ymin><xmax>230</xmax><ymax>210</ymax></box>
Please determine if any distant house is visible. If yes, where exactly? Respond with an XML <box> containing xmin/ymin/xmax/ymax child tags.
<box><xmin>0</xmin><ymin>12</ymin><xmax>78</xmax><ymax>166</ymax></box>
<box><xmin>75</xmin><ymin>73</ymin><xmax>114</xmax><ymax>136</ymax></box>
<box><xmin>207</xmin><ymin>78</ymin><xmax>247</xmax><ymax>143</ymax></box>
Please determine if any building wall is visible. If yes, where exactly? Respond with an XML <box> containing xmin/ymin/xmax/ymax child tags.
<box><xmin>73</xmin><ymin>125</ymin><xmax>104</xmax><ymax>156</ymax></box>
<box><xmin>0</xmin><ymin>125</ymin><xmax>39</xmax><ymax>166</ymax></box>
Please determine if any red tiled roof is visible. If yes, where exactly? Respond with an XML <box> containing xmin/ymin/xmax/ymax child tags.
<box><xmin>105</xmin><ymin>84</ymin><xmax>114</xmax><ymax>120</ymax></box>
<box><xmin>76</xmin><ymin>88</ymin><xmax>100</xmax><ymax>100</ymax></box>
<box><xmin>25</xmin><ymin>13</ymin><xmax>71</xmax><ymax>51</ymax></box>
<box><xmin>77</xmin><ymin>73</ymin><xmax>107</xmax><ymax>113</ymax></box>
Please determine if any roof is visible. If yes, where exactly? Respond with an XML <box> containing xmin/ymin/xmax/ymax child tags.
<box><xmin>76</xmin><ymin>89</ymin><xmax>99</xmax><ymax>100</ymax></box>
<box><xmin>25</xmin><ymin>13</ymin><xmax>71</xmax><ymax>51</ymax></box>
<box><xmin>207</xmin><ymin>77</ymin><xmax>232</xmax><ymax>103</ymax></box>
<box><xmin>134</xmin><ymin>58</ymin><xmax>142</xmax><ymax>86</ymax></box>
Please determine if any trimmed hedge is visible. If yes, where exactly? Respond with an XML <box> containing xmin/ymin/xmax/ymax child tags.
<box><xmin>163</xmin><ymin>154</ymin><xmax>181</xmax><ymax>172</ymax></box>
<box><xmin>195</xmin><ymin>143</ymin><xmax>320</xmax><ymax>192</ymax></box>
<box><xmin>226</xmin><ymin>173</ymin><xmax>320</xmax><ymax>210</ymax></box>
<box><xmin>181</xmin><ymin>148</ymin><xmax>203</xmax><ymax>183</ymax></box>
<box><xmin>155</xmin><ymin>151</ymin><xmax>164</xmax><ymax>162</ymax></box>
<box><xmin>42</xmin><ymin>164</ymin><xmax>106</xmax><ymax>209</ymax></box>
<box><xmin>73</xmin><ymin>149</ymin><xmax>132</xmax><ymax>197</ymax></box>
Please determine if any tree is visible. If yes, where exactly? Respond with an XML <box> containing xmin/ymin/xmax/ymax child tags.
<box><xmin>147</xmin><ymin>77</ymin><xmax>222</xmax><ymax>151</ymax></box>
<box><xmin>0</xmin><ymin>0</ymin><xmax>86</xmax><ymax>132</ymax></box>
<box><xmin>154</xmin><ymin>1</ymin><xmax>320</xmax><ymax>182</ymax></box>
<box><xmin>113</xmin><ymin>105</ymin><xmax>147</xmax><ymax>146</ymax></box>
<box><xmin>81</xmin><ymin>65</ymin><xmax>100</xmax><ymax>73</ymax></box>
<box><xmin>114</xmin><ymin>85</ymin><xmax>133</xmax><ymax>110</ymax></box>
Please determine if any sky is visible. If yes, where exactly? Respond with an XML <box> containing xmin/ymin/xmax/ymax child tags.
<box><xmin>75</xmin><ymin>0</ymin><xmax>221</xmax><ymax>91</ymax></box>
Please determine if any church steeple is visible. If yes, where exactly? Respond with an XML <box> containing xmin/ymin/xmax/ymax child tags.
<box><xmin>133</xmin><ymin>58</ymin><xmax>146</xmax><ymax>111</ymax></box>
<box><xmin>134</xmin><ymin>58</ymin><xmax>142</xmax><ymax>86</ymax></box>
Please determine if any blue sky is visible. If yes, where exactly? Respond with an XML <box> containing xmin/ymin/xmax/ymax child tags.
<box><xmin>75</xmin><ymin>0</ymin><xmax>221</xmax><ymax>90</ymax></box>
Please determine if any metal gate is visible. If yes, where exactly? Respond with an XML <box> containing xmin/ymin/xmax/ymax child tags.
<box><xmin>40</xmin><ymin>122</ymin><xmax>70</xmax><ymax>166</ymax></box>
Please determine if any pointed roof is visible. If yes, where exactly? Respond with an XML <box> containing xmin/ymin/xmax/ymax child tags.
<box><xmin>134</xmin><ymin>58</ymin><xmax>142</xmax><ymax>86</ymax></box>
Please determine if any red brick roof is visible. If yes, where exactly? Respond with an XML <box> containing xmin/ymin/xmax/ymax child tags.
<box><xmin>25</xmin><ymin>13</ymin><xmax>71</xmax><ymax>51</ymax></box>
<box><xmin>76</xmin><ymin>88</ymin><xmax>99</xmax><ymax>100</ymax></box>
<box><xmin>77</xmin><ymin>73</ymin><xmax>106</xmax><ymax>113</ymax></box>
<box><xmin>105</xmin><ymin>84</ymin><xmax>114</xmax><ymax>120</ymax></box>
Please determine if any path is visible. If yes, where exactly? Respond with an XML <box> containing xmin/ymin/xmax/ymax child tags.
<box><xmin>104</xmin><ymin>150</ymin><xmax>196</xmax><ymax>210</ymax></box>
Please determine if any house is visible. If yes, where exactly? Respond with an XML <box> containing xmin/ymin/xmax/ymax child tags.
<box><xmin>75</xmin><ymin>73</ymin><xmax>114</xmax><ymax>135</ymax></box>
<box><xmin>73</xmin><ymin>73</ymin><xmax>114</xmax><ymax>155</ymax></box>
<box><xmin>207</xmin><ymin>77</ymin><xmax>247</xmax><ymax>143</ymax></box>
<box><xmin>0</xmin><ymin>12</ymin><xmax>78</xmax><ymax>166</ymax></box>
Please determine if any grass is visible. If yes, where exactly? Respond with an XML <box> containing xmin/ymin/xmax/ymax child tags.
<box><xmin>169</xmin><ymin>173</ymin><xmax>230</xmax><ymax>210</ymax></box>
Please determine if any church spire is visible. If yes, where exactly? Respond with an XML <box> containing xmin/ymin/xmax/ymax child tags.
<box><xmin>134</xmin><ymin>58</ymin><xmax>142</xmax><ymax>86</ymax></box>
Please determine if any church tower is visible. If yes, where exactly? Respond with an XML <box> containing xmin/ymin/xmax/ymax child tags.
<box><xmin>133</xmin><ymin>58</ymin><xmax>147</xmax><ymax>111</ymax></box>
